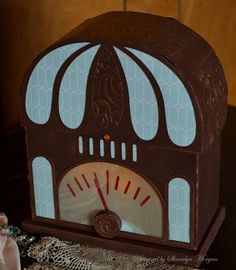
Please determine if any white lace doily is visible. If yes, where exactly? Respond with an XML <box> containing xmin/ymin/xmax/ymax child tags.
<box><xmin>27</xmin><ymin>237</ymin><xmax>194</xmax><ymax>270</ymax></box>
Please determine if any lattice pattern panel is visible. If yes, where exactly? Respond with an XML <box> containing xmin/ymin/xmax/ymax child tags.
<box><xmin>26</xmin><ymin>43</ymin><xmax>88</xmax><ymax>124</ymax></box>
<box><xmin>127</xmin><ymin>48</ymin><xmax>196</xmax><ymax>147</ymax></box>
<box><xmin>32</xmin><ymin>156</ymin><xmax>55</xmax><ymax>219</ymax></box>
<box><xmin>59</xmin><ymin>46</ymin><xmax>100</xmax><ymax>129</ymax></box>
<box><xmin>168</xmin><ymin>178</ymin><xmax>190</xmax><ymax>243</ymax></box>
<box><xmin>115</xmin><ymin>47</ymin><xmax>159</xmax><ymax>141</ymax></box>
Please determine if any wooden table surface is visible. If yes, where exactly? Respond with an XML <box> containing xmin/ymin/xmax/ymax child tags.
<box><xmin>0</xmin><ymin>105</ymin><xmax>235</xmax><ymax>269</ymax></box>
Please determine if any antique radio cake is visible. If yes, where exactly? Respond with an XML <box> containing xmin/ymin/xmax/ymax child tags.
<box><xmin>21</xmin><ymin>12</ymin><xmax>227</xmax><ymax>267</ymax></box>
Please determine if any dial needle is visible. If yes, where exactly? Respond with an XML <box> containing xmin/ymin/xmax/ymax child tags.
<box><xmin>93</xmin><ymin>173</ymin><xmax>108</xmax><ymax>210</ymax></box>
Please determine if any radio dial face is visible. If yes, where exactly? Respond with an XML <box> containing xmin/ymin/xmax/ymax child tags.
<box><xmin>59</xmin><ymin>162</ymin><xmax>163</xmax><ymax>238</ymax></box>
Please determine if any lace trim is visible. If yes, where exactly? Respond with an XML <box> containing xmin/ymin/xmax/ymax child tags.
<box><xmin>27</xmin><ymin>237</ymin><xmax>193</xmax><ymax>270</ymax></box>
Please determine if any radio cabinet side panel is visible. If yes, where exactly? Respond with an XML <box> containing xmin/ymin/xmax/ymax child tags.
<box><xmin>195</xmin><ymin>134</ymin><xmax>222</xmax><ymax>248</ymax></box>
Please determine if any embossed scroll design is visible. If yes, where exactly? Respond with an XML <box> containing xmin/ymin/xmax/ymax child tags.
<box><xmin>194</xmin><ymin>54</ymin><xmax>227</xmax><ymax>148</ymax></box>
<box><xmin>90</xmin><ymin>46</ymin><xmax>125</xmax><ymax>129</ymax></box>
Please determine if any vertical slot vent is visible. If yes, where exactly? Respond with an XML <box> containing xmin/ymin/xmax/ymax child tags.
<box><xmin>121</xmin><ymin>142</ymin><xmax>126</xmax><ymax>160</ymax></box>
<box><xmin>77</xmin><ymin>137</ymin><xmax>137</xmax><ymax>162</ymax></box>
<box><xmin>78</xmin><ymin>136</ymin><xmax>83</xmax><ymax>154</ymax></box>
<box><xmin>110</xmin><ymin>141</ymin><xmax>115</xmax><ymax>158</ymax></box>
<box><xmin>100</xmin><ymin>139</ymin><xmax>105</xmax><ymax>157</ymax></box>
<box><xmin>89</xmin><ymin>138</ymin><xmax>94</xmax><ymax>155</ymax></box>
<box><xmin>132</xmin><ymin>144</ymin><xmax>137</xmax><ymax>162</ymax></box>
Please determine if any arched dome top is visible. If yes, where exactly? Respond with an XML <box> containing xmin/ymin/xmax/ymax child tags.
<box><xmin>63</xmin><ymin>11</ymin><xmax>228</xmax><ymax>149</ymax></box>
<box><xmin>21</xmin><ymin>11</ymin><xmax>227</xmax><ymax>150</ymax></box>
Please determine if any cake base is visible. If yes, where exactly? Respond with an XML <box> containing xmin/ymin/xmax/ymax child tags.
<box><xmin>22</xmin><ymin>207</ymin><xmax>225</xmax><ymax>268</ymax></box>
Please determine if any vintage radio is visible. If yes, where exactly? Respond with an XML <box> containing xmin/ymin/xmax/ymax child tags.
<box><xmin>21</xmin><ymin>12</ymin><xmax>227</xmax><ymax>267</ymax></box>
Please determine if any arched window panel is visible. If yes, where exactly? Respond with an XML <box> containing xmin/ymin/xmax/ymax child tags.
<box><xmin>126</xmin><ymin>48</ymin><xmax>196</xmax><ymax>147</ymax></box>
<box><xmin>59</xmin><ymin>45</ymin><xmax>100</xmax><ymax>129</ymax></box>
<box><xmin>32</xmin><ymin>156</ymin><xmax>55</xmax><ymax>219</ymax></box>
<box><xmin>25</xmin><ymin>43</ymin><xmax>89</xmax><ymax>124</ymax></box>
<box><xmin>168</xmin><ymin>178</ymin><xmax>190</xmax><ymax>243</ymax></box>
<box><xmin>114</xmin><ymin>47</ymin><xmax>159</xmax><ymax>141</ymax></box>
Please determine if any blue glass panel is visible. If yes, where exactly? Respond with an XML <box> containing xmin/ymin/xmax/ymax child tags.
<box><xmin>132</xmin><ymin>144</ymin><xmax>137</xmax><ymax>162</ymax></box>
<box><xmin>32</xmin><ymin>157</ymin><xmax>55</xmax><ymax>219</ymax></box>
<box><xmin>59</xmin><ymin>45</ymin><xmax>100</xmax><ymax>129</ymax></box>
<box><xmin>100</xmin><ymin>139</ymin><xmax>105</xmax><ymax>157</ymax></box>
<box><xmin>26</xmin><ymin>43</ymin><xmax>88</xmax><ymax>124</ymax></box>
<box><xmin>126</xmin><ymin>48</ymin><xmax>196</xmax><ymax>147</ymax></box>
<box><xmin>168</xmin><ymin>178</ymin><xmax>190</xmax><ymax>243</ymax></box>
<box><xmin>114</xmin><ymin>48</ymin><xmax>159</xmax><ymax>141</ymax></box>
<box><xmin>89</xmin><ymin>138</ymin><xmax>94</xmax><ymax>155</ymax></box>
<box><xmin>121</xmin><ymin>142</ymin><xmax>126</xmax><ymax>160</ymax></box>
<box><xmin>78</xmin><ymin>136</ymin><xmax>83</xmax><ymax>154</ymax></box>
<box><xmin>110</xmin><ymin>141</ymin><xmax>115</xmax><ymax>158</ymax></box>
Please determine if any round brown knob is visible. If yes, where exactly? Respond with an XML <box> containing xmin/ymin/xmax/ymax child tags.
<box><xmin>92</xmin><ymin>210</ymin><xmax>122</xmax><ymax>239</ymax></box>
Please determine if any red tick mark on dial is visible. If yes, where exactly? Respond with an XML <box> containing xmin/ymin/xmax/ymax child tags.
<box><xmin>133</xmin><ymin>187</ymin><xmax>140</xmax><ymax>200</ymax></box>
<box><xmin>67</xmin><ymin>183</ymin><xmax>76</xmax><ymax>197</ymax></box>
<box><xmin>82</xmin><ymin>174</ymin><xmax>90</xmax><ymax>188</ymax></box>
<box><xmin>94</xmin><ymin>172</ymin><xmax>108</xmax><ymax>210</ymax></box>
<box><xmin>124</xmin><ymin>181</ymin><xmax>131</xmax><ymax>194</ymax></box>
<box><xmin>140</xmin><ymin>195</ymin><xmax>151</xmax><ymax>206</ymax></box>
<box><xmin>74</xmin><ymin>177</ymin><xmax>83</xmax><ymax>191</ymax></box>
<box><xmin>106</xmin><ymin>170</ymin><xmax>109</xmax><ymax>195</ymax></box>
<box><xmin>115</xmin><ymin>176</ymin><xmax>120</xmax><ymax>190</ymax></box>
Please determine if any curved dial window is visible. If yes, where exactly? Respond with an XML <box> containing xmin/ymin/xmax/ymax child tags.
<box><xmin>114</xmin><ymin>48</ymin><xmax>159</xmax><ymax>141</ymax></box>
<box><xmin>59</xmin><ymin>162</ymin><xmax>163</xmax><ymax>238</ymax></box>
<box><xmin>59</xmin><ymin>45</ymin><xmax>100</xmax><ymax>129</ymax></box>
<box><xmin>127</xmin><ymin>48</ymin><xmax>196</xmax><ymax>147</ymax></box>
<box><xmin>25</xmin><ymin>43</ymin><xmax>89</xmax><ymax>124</ymax></box>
